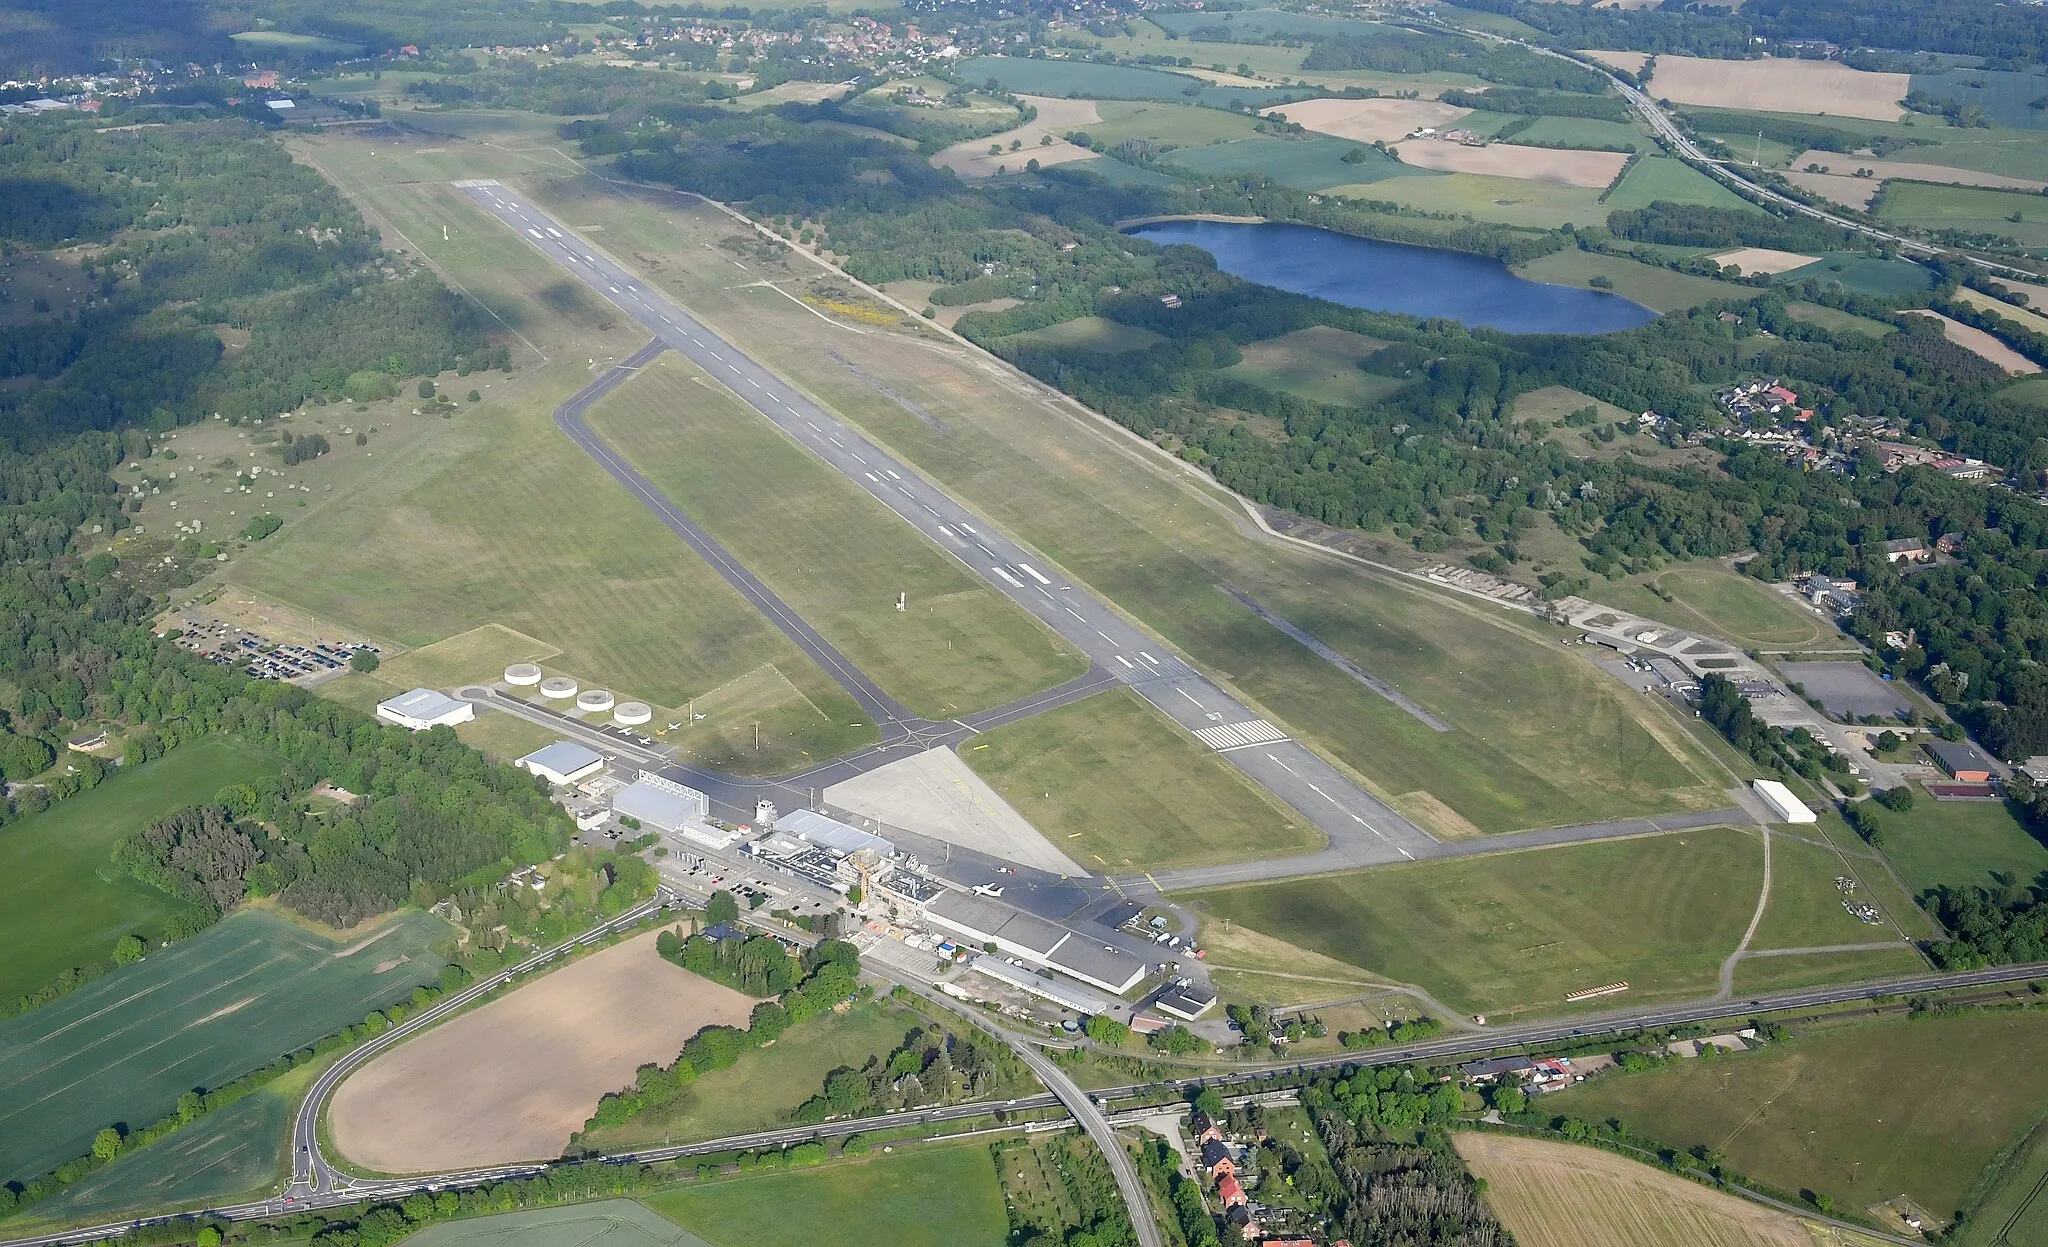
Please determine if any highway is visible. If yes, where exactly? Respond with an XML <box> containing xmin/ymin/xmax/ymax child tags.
<box><xmin>455</xmin><ymin>179</ymin><xmax>1439</xmax><ymax>869</ymax></box>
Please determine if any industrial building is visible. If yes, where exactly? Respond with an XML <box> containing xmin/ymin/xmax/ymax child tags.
<box><xmin>376</xmin><ymin>688</ymin><xmax>476</xmax><ymax>731</ymax></box>
<box><xmin>925</xmin><ymin>890</ymin><xmax>1147</xmax><ymax>995</ymax></box>
<box><xmin>1928</xmin><ymin>739</ymin><xmax>1996</xmax><ymax>783</ymax></box>
<box><xmin>517</xmin><ymin>740</ymin><xmax>606</xmax><ymax>787</ymax></box>
<box><xmin>1154</xmin><ymin>982</ymin><xmax>1218</xmax><ymax>1020</ymax></box>
<box><xmin>968</xmin><ymin>955</ymin><xmax>1113</xmax><ymax>1016</ymax></box>
<box><xmin>772</xmin><ymin>808</ymin><xmax>895</xmax><ymax>858</ymax></box>
<box><xmin>612</xmin><ymin>771</ymin><xmax>709</xmax><ymax>832</ymax></box>
<box><xmin>1752</xmin><ymin>778</ymin><xmax>1817</xmax><ymax>824</ymax></box>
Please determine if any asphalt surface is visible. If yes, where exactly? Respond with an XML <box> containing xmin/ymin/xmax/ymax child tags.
<box><xmin>459</xmin><ymin>181</ymin><xmax>1438</xmax><ymax>869</ymax></box>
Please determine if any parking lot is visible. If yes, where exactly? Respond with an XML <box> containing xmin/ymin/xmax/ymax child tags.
<box><xmin>170</xmin><ymin>613</ymin><xmax>376</xmax><ymax>684</ymax></box>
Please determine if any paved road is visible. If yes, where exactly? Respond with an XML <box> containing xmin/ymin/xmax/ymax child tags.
<box><xmin>457</xmin><ymin>180</ymin><xmax>1438</xmax><ymax>868</ymax></box>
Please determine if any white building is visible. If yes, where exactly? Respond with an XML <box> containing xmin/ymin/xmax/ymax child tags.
<box><xmin>517</xmin><ymin>740</ymin><xmax>606</xmax><ymax>787</ymax></box>
<box><xmin>612</xmin><ymin>770</ymin><xmax>709</xmax><ymax>832</ymax></box>
<box><xmin>1753</xmin><ymin>778</ymin><xmax>1817</xmax><ymax>824</ymax></box>
<box><xmin>375</xmin><ymin>688</ymin><xmax>476</xmax><ymax>731</ymax></box>
<box><xmin>925</xmin><ymin>890</ymin><xmax>1146</xmax><ymax>995</ymax></box>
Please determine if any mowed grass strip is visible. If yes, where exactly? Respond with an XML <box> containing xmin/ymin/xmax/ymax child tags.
<box><xmin>1454</xmin><ymin>1132</ymin><xmax>1819</xmax><ymax>1247</ymax></box>
<box><xmin>961</xmin><ymin>689</ymin><xmax>1321</xmax><ymax>872</ymax></box>
<box><xmin>0</xmin><ymin>908</ymin><xmax>449</xmax><ymax>1185</ymax></box>
<box><xmin>483</xmin><ymin>175</ymin><xmax>1724</xmax><ymax>830</ymax></box>
<box><xmin>256</xmin><ymin>147</ymin><xmax>868</xmax><ymax>760</ymax></box>
<box><xmin>1880</xmin><ymin>792</ymin><xmax>2048</xmax><ymax>895</ymax></box>
<box><xmin>1590</xmin><ymin>565</ymin><xmax>1830</xmax><ymax>649</ymax></box>
<box><xmin>1186</xmin><ymin>827</ymin><xmax>1762</xmax><ymax>1018</ymax></box>
<box><xmin>586</xmin><ymin>357</ymin><xmax>1087</xmax><ymax>719</ymax></box>
<box><xmin>0</xmin><ymin>736</ymin><xmax>280</xmax><ymax>1004</ymax></box>
<box><xmin>582</xmin><ymin>997</ymin><xmax>920</xmax><ymax>1150</ymax></box>
<box><xmin>1547</xmin><ymin>1010</ymin><xmax>2048</xmax><ymax>1219</ymax></box>
<box><xmin>643</xmin><ymin>1143</ymin><xmax>1009</xmax><ymax>1247</ymax></box>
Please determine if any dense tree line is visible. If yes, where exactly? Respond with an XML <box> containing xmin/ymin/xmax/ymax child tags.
<box><xmin>1436</xmin><ymin>86</ymin><xmax>1632</xmax><ymax>122</ymax></box>
<box><xmin>0</xmin><ymin>116</ymin><xmax>500</xmax><ymax>448</ymax></box>
<box><xmin>1464</xmin><ymin>0</ymin><xmax>2048</xmax><ymax>66</ymax></box>
<box><xmin>1300</xmin><ymin>26</ymin><xmax>1608</xmax><ymax>93</ymax></box>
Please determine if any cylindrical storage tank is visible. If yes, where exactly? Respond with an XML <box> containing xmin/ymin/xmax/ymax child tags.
<box><xmin>504</xmin><ymin>663</ymin><xmax>543</xmax><ymax>687</ymax></box>
<box><xmin>613</xmin><ymin>701</ymin><xmax>652</xmax><ymax>727</ymax></box>
<box><xmin>576</xmin><ymin>689</ymin><xmax>616</xmax><ymax>713</ymax></box>
<box><xmin>538</xmin><ymin>676</ymin><xmax>578</xmax><ymax>700</ymax></box>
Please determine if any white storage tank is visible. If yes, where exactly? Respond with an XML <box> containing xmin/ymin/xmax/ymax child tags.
<box><xmin>538</xmin><ymin>676</ymin><xmax>579</xmax><ymax>700</ymax></box>
<box><xmin>576</xmin><ymin>688</ymin><xmax>616</xmax><ymax>713</ymax></box>
<box><xmin>504</xmin><ymin>663</ymin><xmax>544</xmax><ymax>687</ymax></box>
<box><xmin>613</xmin><ymin>701</ymin><xmax>652</xmax><ymax>726</ymax></box>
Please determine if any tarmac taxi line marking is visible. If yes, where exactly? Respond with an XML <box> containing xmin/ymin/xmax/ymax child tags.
<box><xmin>922</xmin><ymin>505</ymin><xmax>941</xmax><ymax>516</ymax></box>
<box><xmin>1064</xmin><ymin>607</ymin><xmax>1083</xmax><ymax>619</ymax></box>
<box><xmin>1096</xmin><ymin>630</ymin><xmax>1115</xmax><ymax>643</ymax></box>
<box><xmin>851</xmin><ymin>452</ymin><xmax>868</xmax><ymax>464</ymax></box>
<box><xmin>747</xmin><ymin>378</ymin><xmax>761</xmax><ymax>388</ymax></box>
<box><xmin>1115</xmin><ymin>655</ymin><xmax>1135</xmax><ymax>669</ymax></box>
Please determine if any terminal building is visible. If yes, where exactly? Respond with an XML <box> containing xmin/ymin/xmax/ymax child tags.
<box><xmin>516</xmin><ymin>740</ymin><xmax>606</xmax><ymax>787</ymax></box>
<box><xmin>924</xmin><ymin>889</ymin><xmax>1147</xmax><ymax>995</ymax></box>
<box><xmin>747</xmin><ymin>808</ymin><xmax>898</xmax><ymax>896</ymax></box>
<box><xmin>376</xmin><ymin>688</ymin><xmax>476</xmax><ymax>731</ymax></box>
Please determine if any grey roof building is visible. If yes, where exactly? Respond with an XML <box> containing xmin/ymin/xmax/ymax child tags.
<box><xmin>612</xmin><ymin>771</ymin><xmax>709</xmax><ymax>831</ymax></box>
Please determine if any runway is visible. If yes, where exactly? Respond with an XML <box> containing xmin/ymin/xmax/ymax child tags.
<box><xmin>459</xmin><ymin>178</ymin><xmax>1439</xmax><ymax>868</ymax></box>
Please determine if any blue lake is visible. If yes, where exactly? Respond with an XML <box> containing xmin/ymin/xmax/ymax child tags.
<box><xmin>1126</xmin><ymin>220</ymin><xmax>1657</xmax><ymax>335</ymax></box>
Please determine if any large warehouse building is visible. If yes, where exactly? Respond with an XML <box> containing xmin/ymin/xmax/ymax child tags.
<box><xmin>612</xmin><ymin>771</ymin><xmax>708</xmax><ymax>832</ymax></box>
<box><xmin>376</xmin><ymin>688</ymin><xmax>476</xmax><ymax>731</ymax></box>
<box><xmin>516</xmin><ymin>740</ymin><xmax>606</xmax><ymax>787</ymax></box>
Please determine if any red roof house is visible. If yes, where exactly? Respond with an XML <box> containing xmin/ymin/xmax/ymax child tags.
<box><xmin>1218</xmin><ymin>1173</ymin><xmax>1247</xmax><ymax>1208</ymax></box>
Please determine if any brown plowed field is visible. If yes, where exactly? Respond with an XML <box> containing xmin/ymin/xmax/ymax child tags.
<box><xmin>1268</xmin><ymin>97</ymin><xmax>1470</xmax><ymax>144</ymax></box>
<box><xmin>1455</xmin><ymin>1132</ymin><xmax>1817</xmax><ymax>1247</ymax></box>
<box><xmin>1644</xmin><ymin>56</ymin><xmax>1906</xmax><ymax>120</ymax></box>
<box><xmin>1393</xmin><ymin>141</ymin><xmax>1630</xmax><ymax>188</ymax></box>
<box><xmin>329</xmin><ymin>929</ymin><xmax>755</xmax><ymax>1172</ymax></box>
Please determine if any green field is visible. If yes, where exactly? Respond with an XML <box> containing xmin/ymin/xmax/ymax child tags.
<box><xmin>583</xmin><ymin>999</ymin><xmax>919</xmax><ymax>1150</ymax></box>
<box><xmin>644</xmin><ymin>1144</ymin><xmax>1008</xmax><ymax>1247</ymax></box>
<box><xmin>1784</xmin><ymin>300</ymin><xmax>1896</xmax><ymax>337</ymax></box>
<box><xmin>1165</xmin><ymin>136</ymin><xmax>1417</xmax><ymax>189</ymax></box>
<box><xmin>30</xmin><ymin>1086</ymin><xmax>291</xmax><ymax>1222</ymax></box>
<box><xmin>955</xmin><ymin>56</ymin><xmax>1311</xmax><ymax>111</ymax></box>
<box><xmin>1511</xmin><ymin>384</ymin><xmax>1630</xmax><ymax>427</ymax></box>
<box><xmin>1357</xmin><ymin>171</ymin><xmax>1608</xmax><ymax>229</ymax></box>
<box><xmin>0</xmin><ymin>908</ymin><xmax>448</xmax><ymax>1185</ymax></box>
<box><xmin>2002</xmin><ymin>375</ymin><xmax>2048</xmax><ymax>406</ymax></box>
<box><xmin>1513</xmin><ymin>249</ymin><xmax>1748</xmax><ymax>313</ymax></box>
<box><xmin>1222</xmin><ymin>325</ymin><xmax>1401</xmax><ymax>408</ymax></box>
<box><xmin>1602</xmin><ymin>156</ymin><xmax>1759</xmax><ymax>212</ymax></box>
<box><xmin>1880</xmin><ymin>790</ymin><xmax>2048</xmax><ymax>896</ymax></box>
<box><xmin>962</xmin><ymin>689</ymin><xmax>1319</xmax><ymax>872</ymax></box>
<box><xmin>1088</xmin><ymin>100</ymin><xmax>1262</xmax><ymax>149</ymax></box>
<box><xmin>1959</xmin><ymin>1118</ymin><xmax>2048</xmax><ymax>1247</ymax></box>
<box><xmin>1776</xmin><ymin>252</ymin><xmax>1936</xmax><ymax>297</ymax></box>
<box><xmin>1001</xmin><ymin>316</ymin><xmax>1164</xmax><ymax>355</ymax></box>
<box><xmin>0</xmin><ymin>737</ymin><xmax>280</xmax><ymax>1004</ymax></box>
<box><xmin>1732</xmin><ymin>946</ymin><xmax>1928</xmax><ymax>994</ymax></box>
<box><xmin>1751</xmin><ymin>829</ymin><xmax>1917</xmax><ymax>949</ymax></box>
<box><xmin>230</xmin><ymin>30</ymin><xmax>361</xmax><ymax>54</ymax></box>
<box><xmin>1589</xmin><ymin>564</ymin><xmax>1832</xmax><ymax>648</ymax></box>
<box><xmin>1907</xmin><ymin>70</ymin><xmax>2048</xmax><ymax>132</ymax></box>
<box><xmin>1188</xmin><ymin>827</ymin><xmax>1763</xmax><ymax>1019</ymax></box>
<box><xmin>1880</xmin><ymin>179</ymin><xmax>2048</xmax><ymax>224</ymax></box>
<box><xmin>404</xmin><ymin>1203</ymin><xmax>713</xmax><ymax>1247</ymax></box>
<box><xmin>586</xmin><ymin>358</ymin><xmax>1086</xmax><ymax>720</ymax></box>
<box><xmin>1549</xmin><ymin>1010</ymin><xmax>2048</xmax><ymax>1219</ymax></box>
<box><xmin>1507</xmin><ymin>116</ymin><xmax>1648</xmax><ymax>152</ymax></box>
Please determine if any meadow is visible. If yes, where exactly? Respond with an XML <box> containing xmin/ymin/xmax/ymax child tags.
<box><xmin>1749</xmin><ymin>830</ymin><xmax>1918</xmax><ymax>949</ymax></box>
<box><xmin>1355</xmin><ymin>171</ymin><xmax>1608</xmax><ymax>229</ymax></box>
<box><xmin>643</xmin><ymin>1143</ymin><xmax>1008</xmax><ymax>1247</ymax></box>
<box><xmin>406</xmin><ymin>1203</ymin><xmax>713</xmax><ymax>1247</ymax></box>
<box><xmin>250</xmin><ymin>135</ymin><xmax>873</xmax><ymax>768</ymax></box>
<box><xmin>955</xmin><ymin>56</ymin><xmax>1312</xmax><ymax>111</ymax></box>
<box><xmin>1775</xmin><ymin>253</ymin><xmax>1935</xmax><ymax>297</ymax></box>
<box><xmin>1221</xmin><ymin>325</ymin><xmax>1402</xmax><ymax>408</ymax></box>
<box><xmin>1164</xmin><ymin>136</ymin><xmax>1417</xmax><ymax>189</ymax></box>
<box><xmin>1508</xmin><ymin>116</ymin><xmax>1649</xmax><ymax>152</ymax></box>
<box><xmin>1548</xmin><ymin>1010</ymin><xmax>2048</xmax><ymax>1221</ymax></box>
<box><xmin>1879</xmin><ymin>791</ymin><xmax>2048</xmax><ymax>895</ymax></box>
<box><xmin>1879</xmin><ymin>179</ymin><xmax>2048</xmax><ymax>227</ymax></box>
<box><xmin>961</xmin><ymin>689</ymin><xmax>1321</xmax><ymax>872</ymax></box>
<box><xmin>505</xmin><ymin>172</ymin><xmax>1730</xmax><ymax>835</ymax></box>
<box><xmin>0</xmin><ymin>908</ymin><xmax>448</xmax><ymax>1185</ymax></box>
<box><xmin>1783</xmin><ymin>301</ymin><xmax>1896</xmax><ymax>337</ymax></box>
<box><xmin>1587</xmin><ymin>564</ymin><xmax>1832</xmax><ymax>649</ymax></box>
<box><xmin>1958</xmin><ymin>1119</ymin><xmax>2048</xmax><ymax>1247</ymax></box>
<box><xmin>1512</xmin><ymin>249</ymin><xmax>1748</xmax><ymax>313</ymax></box>
<box><xmin>1187</xmin><ymin>827</ymin><xmax>1763</xmax><ymax>1019</ymax></box>
<box><xmin>583</xmin><ymin>998</ymin><xmax>919</xmax><ymax>1150</ymax></box>
<box><xmin>1602</xmin><ymin>156</ymin><xmax>1758</xmax><ymax>212</ymax></box>
<box><xmin>1000</xmin><ymin>317</ymin><xmax>1163</xmax><ymax>355</ymax></box>
<box><xmin>0</xmin><ymin>737</ymin><xmax>280</xmax><ymax>1004</ymax></box>
<box><xmin>1086</xmin><ymin>100</ymin><xmax>1262</xmax><ymax>149</ymax></box>
<box><xmin>586</xmin><ymin>358</ymin><xmax>1086</xmax><ymax>720</ymax></box>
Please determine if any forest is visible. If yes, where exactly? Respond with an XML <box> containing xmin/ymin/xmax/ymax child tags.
<box><xmin>1463</xmin><ymin>0</ymin><xmax>2048</xmax><ymax>66</ymax></box>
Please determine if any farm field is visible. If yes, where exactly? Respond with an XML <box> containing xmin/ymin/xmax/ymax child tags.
<box><xmin>1588</xmin><ymin>565</ymin><xmax>1832</xmax><ymax>648</ymax></box>
<box><xmin>403</xmin><ymin>1203</ymin><xmax>713</xmax><ymax>1247</ymax></box>
<box><xmin>1776</xmin><ymin>253</ymin><xmax>1935</xmax><ymax>297</ymax></box>
<box><xmin>329</xmin><ymin>929</ymin><xmax>753</xmax><ymax>1173</ymax></box>
<box><xmin>1904</xmin><ymin>310</ymin><xmax>2041</xmax><ymax>374</ymax></box>
<box><xmin>0</xmin><ymin>908</ymin><xmax>448</xmax><ymax>1185</ymax></box>
<box><xmin>960</xmin><ymin>688</ymin><xmax>1320</xmax><ymax>872</ymax></box>
<box><xmin>1271</xmin><ymin>96</ymin><xmax>1472</xmax><ymax>143</ymax></box>
<box><xmin>1391</xmin><ymin>141</ymin><xmax>1629</xmax><ymax>188</ymax></box>
<box><xmin>1548</xmin><ymin>1010</ymin><xmax>2048</xmax><ymax>1221</ymax></box>
<box><xmin>1784</xmin><ymin>301</ymin><xmax>1895</xmax><ymax>337</ymax></box>
<box><xmin>250</xmin><ymin>134</ymin><xmax>874</xmax><ymax>775</ymax></box>
<box><xmin>644</xmin><ymin>1144</ymin><xmax>1008</xmax><ymax>1247</ymax></box>
<box><xmin>1512</xmin><ymin>249</ymin><xmax>1747</xmax><ymax>313</ymax></box>
<box><xmin>1185</xmin><ymin>827</ymin><xmax>1763</xmax><ymax>1019</ymax></box>
<box><xmin>1879</xmin><ymin>180</ymin><xmax>2048</xmax><ymax>236</ymax></box>
<box><xmin>1906</xmin><ymin>69</ymin><xmax>2048</xmax><ymax>132</ymax></box>
<box><xmin>1603</xmin><ymin>155</ymin><xmax>1759</xmax><ymax>212</ymax></box>
<box><xmin>1088</xmin><ymin>100</ymin><xmax>1262</xmax><ymax>148</ymax></box>
<box><xmin>1455</xmin><ymin>1132</ymin><xmax>1824</xmax><ymax>1247</ymax></box>
<box><xmin>585</xmin><ymin>357</ymin><xmax>1086</xmax><ymax>720</ymax></box>
<box><xmin>1784</xmin><ymin>170</ymin><xmax>1884</xmax><ymax>212</ymax></box>
<box><xmin>954</xmin><ymin>56</ymin><xmax>1310</xmax><ymax>111</ymax></box>
<box><xmin>1507</xmin><ymin>116</ymin><xmax>1647</xmax><ymax>151</ymax></box>
<box><xmin>1000</xmin><ymin>316</ymin><xmax>1163</xmax><ymax>355</ymax></box>
<box><xmin>1957</xmin><ymin>287</ymin><xmax>2048</xmax><ymax>337</ymax></box>
<box><xmin>1356</xmin><ymin>171</ymin><xmax>1606</xmax><ymax>229</ymax></box>
<box><xmin>1642</xmin><ymin>55</ymin><xmax>1907</xmax><ymax>120</ymax></box>
<box><xmin>929</xmin><ymin>96</ymin><xmax>1095</xmax><ymax>179</ymax></box>
<box><xmin>27</xmin><ymin>1082</ymin><xmax>294</xmax><ymax>1224</ymax></box>
<box><xmin>581</xmin><ymin>996</ymin><xmax>922</xmax><ymax>1150</ymax></box>
<box><xmin>1221</xmin><ymin>325</ymin><xmax>1401</xmax><ymax>407</ymax></box>
<box><xmin>1879</xmin><ymin>791</ymin><xmax>2048</xmax><ymax>896</ymax></box>
<box><xmin>1792</xmin><ymin>150</ymin><xmax>2046</xmax><ymax>192</ymax></box>
<box><xmin>509</xmin><ymin>169</ymin><xmax>1727</xmax><ymax>834</ymax></box>
<box><xmin>0</xmin><ymin>737</ymin><xmax>279</xmax><ymax>1005</ymax></box>
<box><xmin>1163</xmin><ymin>135</ymin><xmax>1415</xmax><ymax>190</ymax></box>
